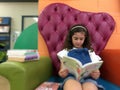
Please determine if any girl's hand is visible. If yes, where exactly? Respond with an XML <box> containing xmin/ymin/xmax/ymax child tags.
<box><xmin>90</xmin><ymin>70</ymin><xmax>100</xmax><ymax>79</ymax></box>
<box><xmin>58</xmin><ymin>68</ymin><xmax>69</xmax><ymax>78</ymax></box>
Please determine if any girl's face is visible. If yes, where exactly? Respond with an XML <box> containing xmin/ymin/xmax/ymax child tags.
<box><xmin>72</xmin><ymin>32</ymin><xmax>86</xmax><ymax>48</ymax></box>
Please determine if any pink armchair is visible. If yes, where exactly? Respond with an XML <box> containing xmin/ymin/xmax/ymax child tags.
<box><xmin>38</xmin><ymin>3</ymin><xmax>115</xmax><ymax>74</ymax></box>
<box><xmin>38</xmin><ymin>3</ymin><xmax>120</xmax><ymax>89</ymax></box>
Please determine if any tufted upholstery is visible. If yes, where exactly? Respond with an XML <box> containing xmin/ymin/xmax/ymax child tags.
<box><xmin>38</xmin><ymin>3</ymin><xmax>115</xmax><ymax>74</ymax></box>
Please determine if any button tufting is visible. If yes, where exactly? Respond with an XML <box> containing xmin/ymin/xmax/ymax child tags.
<box><xmin>38</xmin><ymin>3</ymin><xmax>115</xmax><ymax>74</ymax></box>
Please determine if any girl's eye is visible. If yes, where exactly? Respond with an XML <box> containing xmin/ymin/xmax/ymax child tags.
<box><xmin>80</xmin><ymin>38</ymin><xmax>83</xmax><ymax>40</ymax></box>
<box><xmin>74</xmin><ymin>37</ymin><xmax>78</xmax><ymax>40</ymax></box>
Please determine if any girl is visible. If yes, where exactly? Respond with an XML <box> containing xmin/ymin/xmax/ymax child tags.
<box><xmin>57</xmin><ymin>24</ymin><xmax>104</xmax><ymax>90</ymax></box>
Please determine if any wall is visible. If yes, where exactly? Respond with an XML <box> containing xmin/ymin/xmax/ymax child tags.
<box><xmin>0</xmin><ymin>2</ymin><xmax>38</xmax><ymax>48</ymax></box>
<box><xmin>38</xmin><ymin>0</ymin><xmax>120</xmax><ymax>56</ymax></box>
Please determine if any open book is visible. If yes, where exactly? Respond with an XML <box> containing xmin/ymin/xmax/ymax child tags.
<box><xmin>61</xmin><ymin>56</ymin><xmax>103</xmax><ymax>80</ymax></box>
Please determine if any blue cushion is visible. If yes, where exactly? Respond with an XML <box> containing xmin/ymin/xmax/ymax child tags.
<box><xmin>97</xmin><ymin>78</ymin><xmax>120</xmax><ymax>90</ymax></box>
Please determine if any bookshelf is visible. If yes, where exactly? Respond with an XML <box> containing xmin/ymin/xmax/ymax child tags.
<box><xmin>0</xmin><ymin>17</ymin><xmax>11</xmax><ymax>62</ymax></box>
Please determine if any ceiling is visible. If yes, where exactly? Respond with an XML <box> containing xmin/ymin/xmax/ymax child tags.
<box><xmin>0</xmin><ymin>0</ymin><xmax>37</xmax><ymax>2</ymax></box>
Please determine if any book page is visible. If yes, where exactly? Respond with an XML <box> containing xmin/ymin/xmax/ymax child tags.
<box><xmin>62</xmin><ymin>56</ymin><xmax>83</xmax><ymax>80</ymax></box>
<box><xmin>81</xmin><ymin>61</ymin><xmax>103</xmax><ymax>79</ymax></box>
<box><xmin>62</xmin><ymin>56</ymin><xmax>103</xmax><ymax>80</ymax></box>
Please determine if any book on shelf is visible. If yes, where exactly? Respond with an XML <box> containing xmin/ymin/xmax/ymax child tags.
<box><xmin>7</xmin><ymin>49</ymin><xmax>40</xmax><ymax>62</ymax></box>
<box><xmin>35</xmin><ymin>82</ymin><xmax>60</xmax><ymax>90</ymax></box>
<box><xmin>61</xmin><ymin>56</ymin><xmax>103</xmax><ymax>80</ymax></box>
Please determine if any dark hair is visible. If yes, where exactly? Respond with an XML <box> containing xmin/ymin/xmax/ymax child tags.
<box><xmin>63</xmin><ymin>24</ymin><xmax>93</xmax><ymax>51</ymax></box>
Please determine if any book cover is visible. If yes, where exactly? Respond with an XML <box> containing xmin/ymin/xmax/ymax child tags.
<box><xmin>35</xmin><ymin>82</ymin><xmax>60</xmax><ymax>90</ymax></box>
<box><xmin>68</xmin><ymin>48</ymin><xmax>92</xmax><ymax>65</ymax></box>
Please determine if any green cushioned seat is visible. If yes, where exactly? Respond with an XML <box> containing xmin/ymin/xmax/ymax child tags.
<box><xmin>0</xmin><ymin>23</ymin><xmax>53</xmax><ymax>90</ymax></box>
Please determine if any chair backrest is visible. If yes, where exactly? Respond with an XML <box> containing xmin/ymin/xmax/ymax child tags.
<box><xmin>38</xmin><ymin>3</ymin><xmax>115</xmax><ymax>74</ymax></box>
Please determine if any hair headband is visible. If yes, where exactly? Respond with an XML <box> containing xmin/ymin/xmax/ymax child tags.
<box><xmin>71</xmin><ymin>25</ymin><xmax>87</xmax><ymax>31</ymax></box>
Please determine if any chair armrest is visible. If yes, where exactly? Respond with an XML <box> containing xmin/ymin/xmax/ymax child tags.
<box><xmin>100</xmin><ymin>49</ymin><xmax>120</xmax><ymax>86</ymax></box>
<box><xmin>0</xmin><ymin>56</ymin><xmax>53</xmax><ymax>90</ymax></box>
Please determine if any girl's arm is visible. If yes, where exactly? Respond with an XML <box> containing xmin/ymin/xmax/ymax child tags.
<box><xmin>57</xmin><ymin>49</ymin><xmax>69</xmax><ymax>78</ymax></box>
<box><xmin>58</xmin><ymin>61</ymin><xmax>69</xmax><ymax>78</ymax></box>
<box><xmin>89</xmin><ymin>51</ymin><xmax>101</xmax><ymax>79</ymax></box>
<box><xmin>89</xmin><ymin>51</ymin><xmax>101</xmax><ymax>62</ymax></box>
